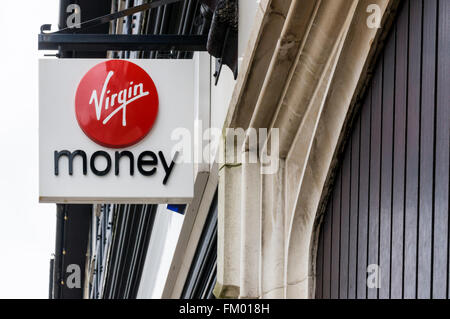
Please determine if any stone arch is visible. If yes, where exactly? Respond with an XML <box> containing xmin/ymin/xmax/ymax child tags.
<box><xmin>284</xmin><ymin>0</ymin><xmax>398</xmax><ymax>298</ymax></box>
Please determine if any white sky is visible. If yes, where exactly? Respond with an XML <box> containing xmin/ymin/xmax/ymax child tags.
<box><xmin>0</xmin><ymin>1</ymin><xmax>59</xmax><ymax>298</ymax></box>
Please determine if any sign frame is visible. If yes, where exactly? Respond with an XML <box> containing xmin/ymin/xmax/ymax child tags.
<box><xmin>39</xmin><ymin>58</ymin><xmax>194</xmax><ymax>204</ymax></box>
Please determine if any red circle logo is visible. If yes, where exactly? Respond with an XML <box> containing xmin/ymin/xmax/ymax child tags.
<box><xmin>75</xmin><ymin>60</ymin><xmax>159</xmax><ymax>148</ymax></box>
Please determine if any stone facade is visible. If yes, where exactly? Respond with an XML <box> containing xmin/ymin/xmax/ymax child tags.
<box><xmin>214</xmin><ymin>0</ymin><xmax>400</xmax><ymax>299</ymax></box>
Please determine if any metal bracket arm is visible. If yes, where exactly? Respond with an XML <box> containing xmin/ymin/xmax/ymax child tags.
<box><xmin>38</xmin><ymin>0</ymin><xmax>206</xmax><ymax>52</ymax></box>
<box><xmin>38</xmin><ymin>34</ymin><xmax>208</xmax><ymax>52</ymax></box>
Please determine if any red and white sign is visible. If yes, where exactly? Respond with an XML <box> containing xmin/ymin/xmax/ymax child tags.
<box><xmin>75</xmin><ymin>60</ymin><xmax>159</xmax><ymax>148</ymax></box>
<box><xmin>39</xmin><ymin>59</ymin><xmax>194</xmax><ymax>204</ymax></box>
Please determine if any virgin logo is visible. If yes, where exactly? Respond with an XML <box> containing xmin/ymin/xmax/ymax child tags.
<box><xmin>75</xmin><ymin>60</ymin><xmax>159</xmax><ymax>148</ymax></box>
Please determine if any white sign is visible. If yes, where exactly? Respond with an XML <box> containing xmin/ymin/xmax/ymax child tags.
<box><xmin>39</xmin><ymin>59</ymin><xmax>194</xmax><ymax>203</ymax></box>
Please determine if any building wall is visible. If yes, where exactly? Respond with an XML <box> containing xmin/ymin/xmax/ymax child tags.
<box><xmin>213</xmin><ymin>0</ymin><xmax>402</xmax><ymax>299</ymax></box>
<box><xmin>158</xmin><ymin>0</ymin><xmax>261</xmax><ymax>299</ymax></box>
<box><xmin>315</xmin><ymin>0</ymin><xmax>449</xmax><ymax>299</ymax></box>
<box><xmin>210</xmin><ymin>0</ymin><xmax>259</xmax><ymax>134</ymax></box>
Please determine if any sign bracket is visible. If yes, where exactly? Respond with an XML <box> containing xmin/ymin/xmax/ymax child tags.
<box><xmin>38</xmin><ymin>0</ymin><xmax>207</xmax><ymax>53</ymax></box>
